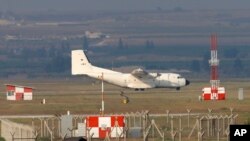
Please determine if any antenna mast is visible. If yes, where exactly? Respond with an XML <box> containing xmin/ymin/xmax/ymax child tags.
<box><xmin>209</xmin><ymin>34</ymin><xmax>220</xmax><ymax>92</ymax></box>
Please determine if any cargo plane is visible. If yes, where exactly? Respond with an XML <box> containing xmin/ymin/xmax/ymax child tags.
<box><xmin>71</xmin><ymin>50</ymin><xmax>190</xmax><ymax>91</ymax></box>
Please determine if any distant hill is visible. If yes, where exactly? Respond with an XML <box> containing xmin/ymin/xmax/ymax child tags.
<box><xmin>0</xmin><ymin>9</ymin><xmax>250</xmax><ymax>79</ymax></box>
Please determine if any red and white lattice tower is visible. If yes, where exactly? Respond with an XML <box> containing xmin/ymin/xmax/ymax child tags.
<box><xmin>209</xmin><ymin>34</ymin><xmax>220</xmax><ymax>92</ymax></box>
<box><xmin>202</xmin><ymin>34</ymin><xmax>225</xmax><ymax>100</ymax></box>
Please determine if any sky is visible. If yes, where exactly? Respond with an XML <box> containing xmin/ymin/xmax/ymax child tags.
<box><xmin>0</xmin><ymin>0</ymin><xmax>250</xmax><ymax>12</ymax></box>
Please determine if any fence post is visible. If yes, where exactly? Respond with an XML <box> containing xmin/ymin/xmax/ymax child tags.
<box><xmin>187</xmin><ymin>109</ymin><xmax>191</xmax><ymax>128</ymax></box>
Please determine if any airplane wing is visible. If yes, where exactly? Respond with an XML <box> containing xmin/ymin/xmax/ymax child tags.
<box><xmin>131</xmin><ymin>68</ymin><xmax>160</xmax><ymax>79</ymax></box>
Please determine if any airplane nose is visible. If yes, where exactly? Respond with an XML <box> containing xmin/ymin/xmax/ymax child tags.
<box><xmin>185</xmin><ymin>80</ymin><xmax>190</xmax><ymax>86</ymax></box>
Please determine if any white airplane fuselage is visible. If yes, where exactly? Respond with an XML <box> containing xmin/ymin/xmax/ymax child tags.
<box><xmin>72</xmin><ymin>50</ymin><xmax>190</xmax><ymax>90</ymax></box>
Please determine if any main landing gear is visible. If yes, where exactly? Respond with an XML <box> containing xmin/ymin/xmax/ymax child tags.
<box><xmin>135</xmin><ymin>88</ymin><xmax>145</xmax><ymax>91</ymax></box>
<box><xmin>120</xmin><ymin>91</ymin><xmax>130</xmax><ymax>104</ymax></box>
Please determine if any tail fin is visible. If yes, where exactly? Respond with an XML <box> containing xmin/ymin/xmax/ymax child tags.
<box><xmin>71</xmin><ymin>50</ymin><xmax>92</xmax><ymax>75</ymax></box>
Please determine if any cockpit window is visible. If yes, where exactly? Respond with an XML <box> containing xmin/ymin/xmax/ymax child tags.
<box><xmin>177</xmin><ymin>76</ymin><xmax>183</xmax><ymax>79</ymax></box>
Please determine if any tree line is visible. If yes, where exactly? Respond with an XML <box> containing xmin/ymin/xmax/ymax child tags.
<box><xmin>0</xmin><ymin>38</ymin><xmax>249</xmax><ymax>78</ymax></box>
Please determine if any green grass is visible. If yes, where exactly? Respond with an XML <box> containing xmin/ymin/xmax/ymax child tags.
<box><xmin>0</xmin><ymin>78</ymin><xmax>249</xmax><ymax>124</ymax></box>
